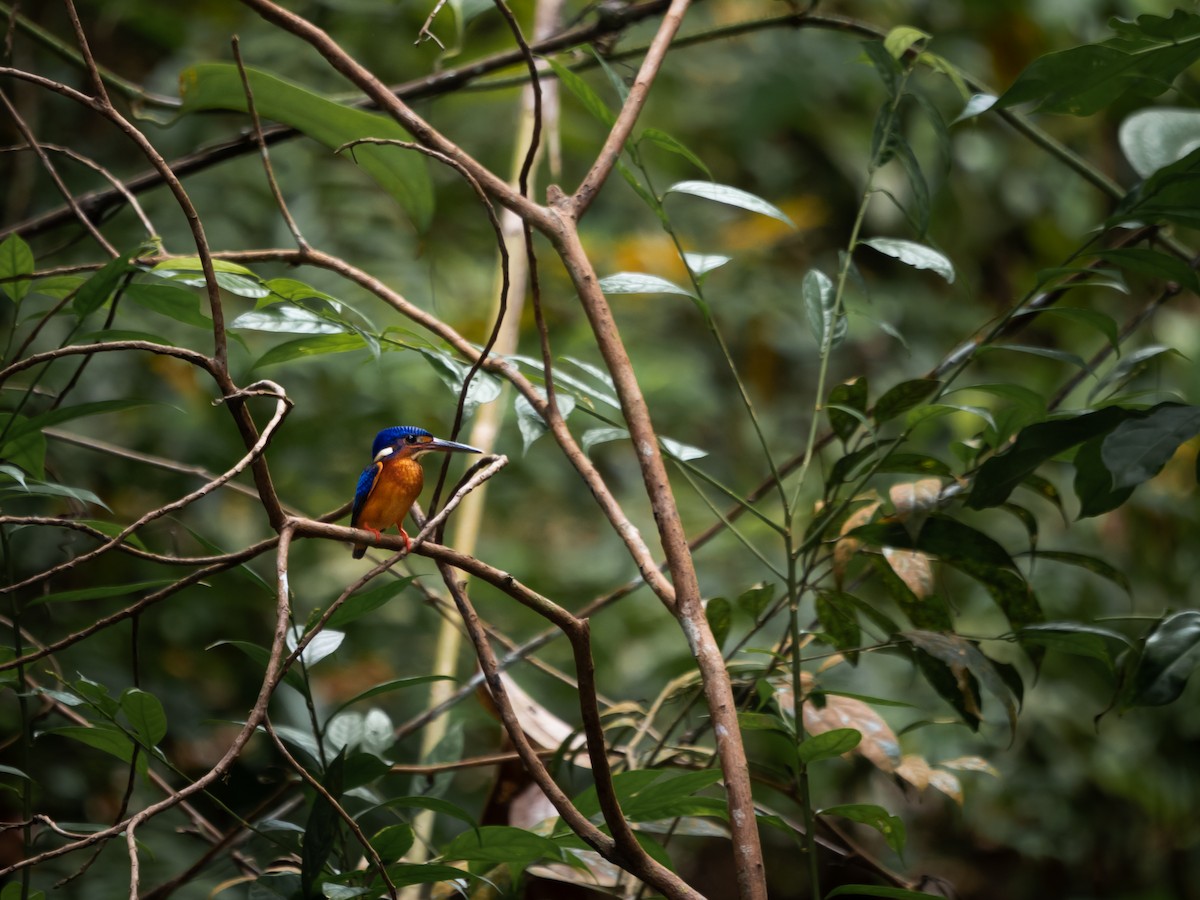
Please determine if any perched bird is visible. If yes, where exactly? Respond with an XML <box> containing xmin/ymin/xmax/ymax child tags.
<box><xmin>350</xmin><ymin>425</ymin><xmax>481</xmax><ymax>558</ymax></box>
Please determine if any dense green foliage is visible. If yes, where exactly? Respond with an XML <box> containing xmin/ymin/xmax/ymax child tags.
<box><xmin>2</xmin><ymin>1</ymin><xmax>1200</xmax><ymax>898</ymax></box>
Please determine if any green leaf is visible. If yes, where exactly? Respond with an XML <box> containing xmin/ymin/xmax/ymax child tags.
<box><xmin>819</xmin><ymin>803</ymin><xmax>906</xmax><ymax>855</ymax></box>
<box><xmin>980</xmin><ymin>343</ymin><xmax>1087</xmax><ymax>370</ymax></box>
<box><xmin>1112</xmin><ymin>145</ymin><xmax>1200</xmax><ymax>228</ymax></box>
<box><xmin>374</xmin><ymin>795</ymin><xmax>476</xmax><ymax>828</ymax></box>
<box><xmin>1014</xmin><ymin>306</ymin><xmax>1121</xmax><ymax>353</ymax></box>
<box><xmin>74</xmin><ymin>251</ymin><xmax>136</xmax><ymax>316</ymax></box>
<box><xmin>120</xmin><ymin>688</ymin><xmax>167</xmax><ymax>748</ymax></box>
<box><xmin>816</xmin><ymin>592</ymin><xmax>862</xmax><ymax>663</ymax></box>
<box><xmin>967</xmin><ymin>407</ymin><xmax>1137</xmax><ymax>508</ymax></box>
<box><xmin>1101</xmin><ymin>403</ymin><xmax>1200</xmax><ymax>489</ymax></box>
<box><xmin>1120</xmin><ymin>107</ymin><xmax>1200</xmax><ymax>178</ymax></box>
<box><xmin>444</xmin><ymin>826</ymin><xmax>565</xmax><ymax>866</ymax></box>
<box><xmin>0</xmin><ymin>234</ymin><xmax>34</xmax><ymax>302</ymax></box>
<box><xmin>326</xmin><ymin>578</ymin><xmax>415</xmax><ymax>630</ymax></box>
<box><xmin>301</xmin><ymin>749</ymin><xmax>346</xmax><ymax>897</ymax></box>
<box><xmin>43</xmin><ymin>724</ymin><xmax>141</xmax><ymax>769</ymax></box>
<box><xmin>997</xmin><ymin>12</ymin><xmax>1200</xmax><ymax>116</ymax></box>
<box><xmin>798</xmin><ymin>727</ymin><xmax>861</xmax><ymax>764</ymax></box>
<box><xmin>207</xmin><ymin>639</ymin><xmax>306</xmax><ymax>693</ymax></box>
<box><xmin>417</xmin><ymin>348</ymin><xmax>502</xmax><ymax>417</ymax></box>
<box><xmin>369</xmin><ymin>824</ymin><xmax>414</xmax><ymax>863</ymax></box>
<box><xmin>252</xmin><ymin>333</ymin><xmax>368</xmax><ymax>369</ymax></box>
<box><xmin>883</xmin><ymin>25</ymin><xmax>930</xmax><ymax>59</ymax></box>
<box><xmin>619</xmin><ymin>769</ymin><xmax>726</xmax><ymax>822</ymax></box>
<box><xmin>514</xmin><ymin>389</ymin><xmax>575</xmax><ymax>453</ymax></box>
<box><xmin>664</xmin><ymin>180</ymin><xmax>795</xmax><ymax>227</ymax></box>
<box><xmin>707</xmin><ymin>597</ymin><xmax>731</xmax><ymax>648</ymax></box>
<box><xmin>544</xmin><ymin>56</ymin><xmax>616</xmax><ymax>127</ymax></box>
<box><xmin>231</xmin><ymin>304</ymin><xmax>345</xmax><ymax>335</ymax></box>
<box><xmin>27</xmin><ymin>579</ymin><xmax>179</xmax><ymax>607</ymax></box>
<box><xmin>179</xmin><ymin>64</ymin><xmax>433</xmax><ymax>231</ymax></box>
<box><xmin>683</xmin><ymin>253</ymin><xmax>731</xmax><ymax>277</ymax></box>
<box><xmin>1095</xmin><ymin>248</ymin><xmax>1200</xmax><ymax>293</ymax></box>
<box><xmin>1089</xmin><ymin>345</ymin><xmax>1180</xmax><ymax>403</ymax></box>
<box><xmin>828</xmin><ymin>377</ymin><xmax>869</xmax><ymax>442</ymax></box>
<box><xmin>1018</xmin><ymin>622</ymin><xmax>1132</xmax><ymax>670</ymax></box>
<box><xmin>328</xmin><ymin>675</ymin><xmax>453</xmax><ymax>722</ymax></box>
<box><xmin>873</xmin><ymin>378</ymin><xmax>940</xmax><ymax>425</ymax></box>
<box><xmin>1120</xmin><ymin>611</ymin><xmax>1200</xmax><ymax>709</ymax></box>
<box><xmin>639</xmin><ymin>128</ymin><xmax>712</xmax><ymax>178</ymax></box>
<box><xmin>1025</xmin><ymin>550</ymin><xmax>1132</xmax><ymax>595</ymax></box>
<box><xmin>598</xmin><ymin>272</ymin><xmax>695</xmax><ymax>298</ymax></box>
<box><xmin>861</xmin><ymin>237</ymin><xmax>954</xmax><ymax>282</ymax></box>
<box><xmin>736</xmin><ymin>583</ymin><xmax>776</xmax><ymax>620</ymax></box>
<box><xmin>124</xmin><ymin>282</ymin><xmax>212</xmax><ymax>328</ymax></box>
<box><xmin>803</xmin><ymin>269</ymin><xmax>846</xmax><ymax>349</ymax></box>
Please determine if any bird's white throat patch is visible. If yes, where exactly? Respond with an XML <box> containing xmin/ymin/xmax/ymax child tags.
<box><xmin>373</xmin><ymin>446</ymin><xmax>395</xmax><ymax>462</ymax></box>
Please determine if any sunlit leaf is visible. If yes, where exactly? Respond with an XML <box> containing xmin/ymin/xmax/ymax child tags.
<box><xmin>598</xmin><ymin>272</ymin><xmax>695</xmax><ymax>298</ymax></box>
<box><xmin>862</xmin><ymin>237</ymin><xmax>955</xmax><ymax>282</ymax></box>
<box><xmin>231</xmin><ymin>304</ymin><xmax>345</xmax><ymax>335</ymax></box>
<box><xmin>664</xmin><ymin>180</ymin><xmax>795</xmax><ymax>227</ymax></box>
<box><xmin>0</xmin><ymin>234</ymin><xmax>34</xmax><ymax>302</ymax></box>
<box><xmin>1120</xmin><ymin>107</ymin><xmax>1200</xmax><ymax>178</ymax></box>
<box><xmin>252</xmin><ymin>333</ymin><xmax>367</xmax><ymax>369</ymax></box>
<box><xmin>288</xmin><ymin>625</ymin><xmax>345</xmax><ymax>666</ymax></box>
<box><xmin>515</xmin><ymin>390</ymin><xmax>575</xmax><ymax>452</ymax></box>
<box><xmin>803</xmin><ymin>269</ymin><xmax>846</xmax><ymax>349</ymax></box>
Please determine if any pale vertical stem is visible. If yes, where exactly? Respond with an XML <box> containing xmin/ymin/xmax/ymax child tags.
<box><xmin>405</xmin><ymin>0</ymin><xmax>563</xmax><ymax>878</ymax></box>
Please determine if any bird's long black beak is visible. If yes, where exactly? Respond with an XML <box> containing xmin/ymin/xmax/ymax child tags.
<box><xmin>427</xmin><ymin>437</ymin><xmax>482</xmax><ymax>454</ymax></box>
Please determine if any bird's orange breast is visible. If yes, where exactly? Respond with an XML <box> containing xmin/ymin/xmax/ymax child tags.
<box><xmin>357</xmin><ymin>457</ymin><xmax>425</xmax><ymax>530</ymax></box>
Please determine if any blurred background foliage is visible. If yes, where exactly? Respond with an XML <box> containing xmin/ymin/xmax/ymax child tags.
<box><xmin>3</xmin><ymin>0</ymin><xmax>1200</xmax><ymax>897</ymax></box>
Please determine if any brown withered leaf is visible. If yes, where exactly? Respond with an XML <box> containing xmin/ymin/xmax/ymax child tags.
<box><xmin>882</xmin><ymin>546</ymin><xmax>934</xmax><ymax>599</ymax></box>
<box><xmin>476</xmin><ymin>671</ymin><xmax>590</xmax><ymax>766</ymax></box>
<box><xmin>895</xmin><ymin>753</ymin><xmax>932</xmax><ymax>790</ymax></box>
<box><xmin>889</xmin><ymin>477</ymin><xmax>943</xmax><ymax>539</ymax></box>
<box><xmin>833</xmin><ymin>498</ymin><xmax>882</xmax><ymax>587</ymax></box>
<box><xmin>798</xmin><ymin>687</ymin><xmax>901</xmax><ymax>773</ymax></box>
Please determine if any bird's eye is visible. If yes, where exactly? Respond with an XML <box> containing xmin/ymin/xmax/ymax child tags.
<box><xmin>405</xmin><ymin>434</ymin><xmax>417</xmax><ymax>443</ymax></box>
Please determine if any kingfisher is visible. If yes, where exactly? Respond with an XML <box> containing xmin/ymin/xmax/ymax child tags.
<box><xmin>350</xmin><ymin>425</ymin><xmax>481</xmax><ymax>558</ymax></box>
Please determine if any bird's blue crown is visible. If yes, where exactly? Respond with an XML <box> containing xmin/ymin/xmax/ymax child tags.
<box><xmin>371</xmin><ymin>425</ymin><xmax>431</xmax><ymax>459</ymax></box>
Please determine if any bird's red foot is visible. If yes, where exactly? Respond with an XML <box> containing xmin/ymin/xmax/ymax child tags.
<box><xmin>399</xmin><ymin>527</ymin><xmax>412</xmax><ymax>553</ymax></box>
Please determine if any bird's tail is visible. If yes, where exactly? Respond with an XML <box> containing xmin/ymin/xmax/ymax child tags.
<box><xmin>352</xmin><ymin>544</ymin><xmax>366</xmax><ymax>559</ymax></box>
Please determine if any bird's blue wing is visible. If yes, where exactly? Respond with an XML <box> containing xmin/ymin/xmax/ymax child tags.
<box><xmin>351</xmin><ymin>462</ymin><xmax>381</xmax><ymax>527</ymax></box>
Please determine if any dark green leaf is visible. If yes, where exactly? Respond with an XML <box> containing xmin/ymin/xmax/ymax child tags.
<box><xmin>868</xmin><ymin>554</ymin><xmax>952</xmax><ymax>631</ymax></box>
<box><xmin>4</xmin><ymin>399</ymin><xmax>150</xmax><ymax>447</ymax></box>
<box><xmin>326</xmin><ymin>577</ymin><xmax>415</xmax><ymax>630</ymax></box>
<box><xmin>125</xmin><ymin>282</ymin><xmax>212</xmax><ymax>328</ymax></box>
<box><xmin>301</xmin><ymin>748</ymin><xmax>346</xmax><ymax>896</ymax></box>
<box><xmin>798</xmin><ymin>727</ymin><xmax>861</xmax><ymax>764</ymax></box>
<box><xmin>1095</xmin><ymin>248</ymin><xmax>1200</xmax><ymax>293</ymax></box>
<box><xmin>207</xmin><ymin>640</ymin><xmax>306</xmax><ymax>693</ymax></box>
<box><xmin>736</xmin><ymin>583</ymin><xmax>776</xmax><ymax>620</ymax></box>
<box><xmin>819</xmin><ymin>803</ymin><xmax>906</xmax><ymax>855</ymax></box>
<box><xmin>1026</xmin><ymin>550</ymin><xmax>1132</xmax><ymax>594</ymax></box>
<box><xmin>1112</xmin><ymin>145</ymin><xmax>1200</xmax><ymax>228</ymax></box>
<box><xmin>1014</xmin><ymin>306</ymin><xmax>1122</xmax><ymax>354</ymax></box>
<box><xmin>444</xmin><ymin>826</ymin><xmax>565</xmax><ymax>866</ymax></box>
<box><xmin>74</xmin><ymin>250</ymin><xmax>136</xmax><ymax>316</ymax></box>
<box><xmin>252</xmin><ymin>333</ymin><xmax>368</xmax><ymax>369</ymax></box>
<box><xmin>120</xmin><ymin>688</ymin><xmax>167</xmax><ymax>748</ymax></box>
<box><xmin>968</xmin><ymin>407</ymin><xmax>1137</xmax><ymax>508</ymax></box>
<box><xmin>828</xmin><ymin>378</ymin><xmax>869</xmax><ymax>442</ymax></box>
<box><xmin>373</xmin><ymin>795</ymin><xmax>476</xmax><ymax>828</ymax></box>
<box><xmin>369</xmin><ymin>824</ymin><xmax>413</xmax><ymax>863</ymax></box>
<box><xmin>707</xmin><ymin>597</ymin><xmax>732</xmax><ymax>648</ymax></box>
<box><xmin>1018</xmin><ymin>622</ymin><xmax>1132</xmax><ymax>670</ymax></box>
<box><xmin>1101</xmin><ymin>403</ymin><xmax>1200</xmax><ymax>489</ymax></box>
<box><xmin>816</xmin><ymin>592</ymin><xmax>862</xmax><ymax>663</ymax></box>
<box><xmin>874</xmin><ymin>379</ymin><xmax>940</xmax><ymax>425</ymax></box>
<box><xmin>0</xmin><ymin>415</ymin><xmax>47</xmax><ymax>479</ymax></box>
<box><xmin>1120</xmin><ymin>611</ymin><xmax>1200</xmax><ymax>709</ymax></box>
<box><xmin>1088</xmin><ymin>345</ymin><xmax>1181</xmax><ymax>403</ymax></box>
<box><xmin>43</xmin><ymin>724</ymin><xmax>141</xmax><ymax>770</ymax></box>
<box><xmin>0</xmin><ymin>234</ymin><xmax>34</xmax><ymax>302</ymax></box>
<box><xmin>179</xmin><ymin>64</ymin><xmax>433</xmax><ymax>230</ymax></box>
<box><xmin>27</xmin><ymin>579</ymin><xmax>178</xmax><ymax>607</ymax></box>
<box><xmin>872</xmin><ymin>453</ymin><xmax>953</xmax><ymax>477</ymax></box>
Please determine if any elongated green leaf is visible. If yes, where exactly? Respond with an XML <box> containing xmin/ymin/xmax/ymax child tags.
<box><xmin>683</xmin><ymin>253</ymin><xmax>731</xmax><ymax>276</ymax></box>
<box><xmin>301</xmin><ymin>749</ymin><xmax>345</xmax><ymax>897</ymax></box>
<box><xmin>599</xmin><ymin>272</ymin><xmax>694</xmax><ymax>298</ymax></box>
<box><xmin>707</xmin><ymin>596</ymin><xmax>732</xmax><ymax>648</ymax></box>
<box><xmin>874</xmin><ymin>378</ymin><xmax>940</xmax><ymax>425</ymax></box>
<box><xmin>207</xmin><ymin>639</ymin><xmax>306</xmax><ymax>692</ymax></box>
<box><xmin>369</xmin><ymin>824</ymin><xmax>414</xmax><ymax>864</ymax></box>
<box><xmin>1018</xmin><ymin>622</ymin><xmax>1132</xmax><ymax>670</ymax></box>
<box><xmin>328</xmin><ymin>676</ymin><xmax>453</xmax><ymax>723</ymax></box>
<box><xmin>905</xmin><ymin>631</ymin><xmax>1016</xmax><ymax>734</ymax></box>
<box><xmin>514</xmin><ymin>390</ymin><xmax>575</xmax><ymax>452</ymax></box>
<box><xmin>231</xmin><ymin>304</ymin><xmax>344</xmax><ymax>335</ymax></box>
<box><xmin>664</xmin><ymin>180</ymin><xmax>795</xmax><ymax>227</ymax></box>
<box><xmin>820</xmin><ymin>803</ymin><xmax>906</xmax><ymax>855</ymax></box>
<box><xmin>120</xmin><ymin>688</ymin><xmax>167</xmax><ymax>748</ymax></box>
<box><xmin>74</xmin><ymin>251</ymin><xmax>136</xmax><ymax>316</ymax></box>
<box><xmin>1101</xmin><ymin>403</ymin><xmax>1200</xmax><ymax>489</ymax></box>
<box><xmin>967</xmin><ymin>407</ymin><xmax>1136</xmax><ymax>508</ymax></box>
<box><xmin>1120</xmin><ymin>611</ymin><xmax>1200</xmax><ymax>709</ymax></box>
<box><xmin>1095</xmin><ymin>248</ymin><xmax>1200</xmax><ymax>293</ymax></box>
<box><xmin>5</xmin><ymin>399</ymin><xmax>149</xmax><ymax>445</ymax></box>
<box><xmin>0</xmin><ymin>234</ymin><xmax>34</xmax><ymax>302</ymax></box>
<box><xmin>997</xmin><ymin>11</ymin><xmax>1200</xmax><ymax>115</ymax></box>
<box><xmin>639</xmin><ymin>128</ymin><xmax>712</xmax><ymax>178</ymax></box>
<box><xmin>828</xmin><ymin>377</ymin><xmax>868</xmax><ymax>442</ymax></box>
<box><xmin>44</xmin><ymin>725</ymin><xmax>141</xmax><ymax>769</ymax></box>
<box><xmin>862</xmin><ymin>237</ymin><xmax>954</xmax><ymax>282</ymax></box>
<box><xmin>27</xmin><ymin>579</ymin><xmax>179</xmax><ymax>607</ymax></box>
<box><xmin>1014</xmin><ymin>306</ymin><xmax>1121</xmax><ymax>353</ymax></box>
<box><xmin>325</xmin><ymin>578</ymin><xmax>415</xmax><ymax>630</ymax></box>
<box><xmin>0</xmin><ymin>414</ymin><xmax>46</xmax><ymax>479</ymax></box>
<box><xmin>798</xmin><ymin>727</ymin><xmax>861</xmax><ymax>764</ymax></box>
<box><xmin>1025</xmin><ymin>550</ymin><xmax>1132</xmax><ymax>594</ymax></box>
<box><xmin>179</xmin><ymin>64</ymin><xmax>433</xmax><ymax>230</ymax></box>
<box><xmin>373</xmin><ymin>795</ymin><xmax>476</xmax><ymax>828</ymax></box>
<box><xmin>803</xmin><ymin>269</ymin><xmax>846</xmax><ymax>349</ymax></box>
<box><xmin>619</xmin><ymin>769</ymin><xmax>726</xmax><ymax>822</ymax></box>
<box><xmin>252</xmin><ymin>333</ymin><xmax>367</xmax><ymax>369</ymax></box>
<box><xmin>444</xmin><ymin>826</ymin><xmax>565</xmax><ymax>866</ymax></box>
<box><xmin>980</xmin><ymin>344</ymin><xmax>1087</xmax><ymax>370</ymax></box>
<box><xmin>1089</xmin><ymin>345</ymin><xmax>1180</xmax><ymax>403</ymax></box>
<box><xmin>544</xmin><ymin>57</ymin><xmax>615</xmax><ymax>126</ymax></box>
<box><xmin>124</xmin><ymin>282</ymin><xmax>212</xmax><ymax>328</ymax></box>
<box><xmin>817</xmin><ymin>591</ymin><xmax>862</xmax><ymax>663</ymax></box>
<box><xmin>1112</xmin><ymin>145</ymin><xmax>1200</xmax><ymax>228</ymax></box>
